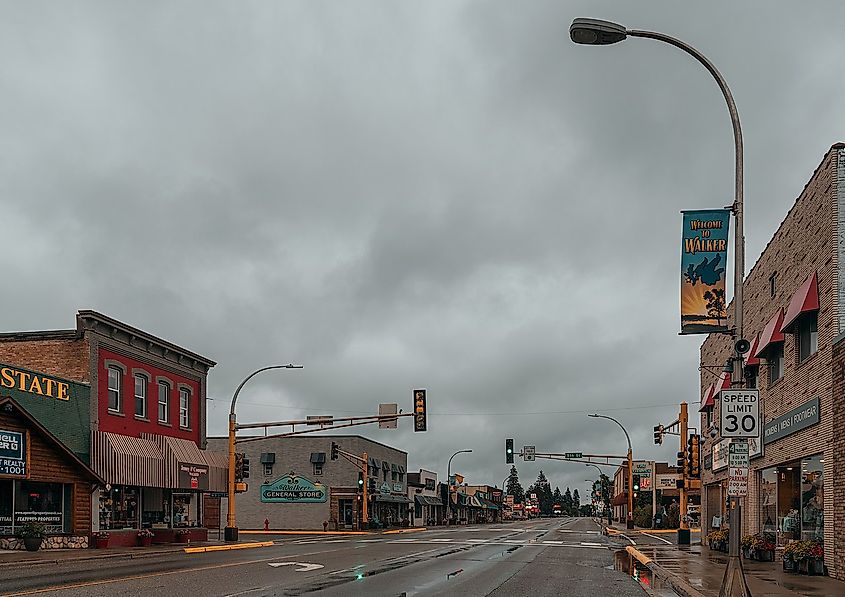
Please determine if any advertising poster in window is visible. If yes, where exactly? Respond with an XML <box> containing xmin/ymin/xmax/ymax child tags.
<box><xmin>680</xmin><ymin>209</ymin><xmax>731</xmax><ymax>334</ymax></box>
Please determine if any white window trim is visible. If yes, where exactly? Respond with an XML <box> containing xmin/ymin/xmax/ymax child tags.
<box><xmin>107</xmin><ymin>366</ymin><xmax>122</xmax><ymax>413</ymax></box>
<box><xmin>157</xmin><ymin>380</ymin><xmax>170</xmax><ymax>423</ymax></box>
<box><xmin>179</xmin><ymin>388</ymin><xmax>190</xmax><ymax>429</ymax></box>
<box><xmin>134</xmin><ymin>374</ymin><xmax>147</xmax><ymax>419</ymax></box>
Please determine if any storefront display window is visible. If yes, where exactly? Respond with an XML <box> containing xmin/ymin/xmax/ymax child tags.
<box><xmin>760</xmin><ymin>468</ymin><xmax>776</xmax><ymax>534</ymax></box>
<box><xmin>173</xmin><ymin>493</ymin><xmax>200</xmax><ymax>527</ymax></box>
<box><xmin>0</xmin><ymin>480</ymin><xmax>12</xmax><ymax>535</ymax></box>
<box><xmin>801</xmin><ymin>455</ymin><xmax>823</xmax><ymax>542</ymax></box>
<box><xmin>142</xmin><ymin>487</ymin><xmax>170</xmax><ymax>528</ymax></box>
<box><xmin>99</xmin><ymin>485</ymin><xmax>139</xmax><ymax>530</ymax></box>
<box><xmin>15</xmin><ymin>480</ymin><xmax>66</xmax><ymax>533</ymax></box>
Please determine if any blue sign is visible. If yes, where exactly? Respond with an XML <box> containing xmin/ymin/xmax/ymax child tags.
<box><xmin>0</xmin><ymin>429</ymin><xmax>26</xmax><ymax>477</ymax></box>
<box><xmin>260</xmin><ymin>473</ymin><xmax>327</xmax><ymax>503</ymax></box>
<box><xmin>680</xmin><ymin>209</ymin><xmax>731</xmax><ymax>334</ymax></box>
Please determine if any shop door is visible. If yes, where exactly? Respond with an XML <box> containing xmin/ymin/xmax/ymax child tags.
<box><xmin>339</xmin><ymin>499</ymin><xmax>353</xmax><ymax>526</ymax></box>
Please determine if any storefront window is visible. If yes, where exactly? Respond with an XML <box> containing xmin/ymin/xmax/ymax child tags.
<box><xmin>173</xmin><ymin>493</ymin><xmax>200</xmax><ymax>527</ymax></box>
<box><xmin>99</xmin><ymin>485</ymin><xmax>139</xmax><ymax>530</ymax></box>
<box><xmin>14</xmin><ymin>480</ymin><xmax>65</xmax><ymax>533</ymax></box>
<box><xmin>0</xmin><ymin>480</ymin><xmax>12</xmax><ymax>535</ymax></box>
<box><xmin>142</xmin><ymin>487</ymin><xmax>171</xmax><ymax>528</ymax></box>
<box><xmin>801</xmin><ymin>455</ymin><xmax>823</xmax><ymax>543</ymax></box>
<box><xmin>760</xmin><ymin>468</ymin><xmax>776</xmax><ymax>534</ymax></box>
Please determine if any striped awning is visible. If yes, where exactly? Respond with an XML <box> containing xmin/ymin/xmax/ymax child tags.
<box><xmin>143</xmin><ymin>433</ymin><xmax>214</xmax><ymax>490</ymax></box>
<box><xmin>91</xmin><ymin>431</ymin><xmax>166</xmax><ymax>488</ymax></box>
<box><xmin>203</xmin><ymin>449</ymin><xmax>229</xmax><ymax>492</ymax></box>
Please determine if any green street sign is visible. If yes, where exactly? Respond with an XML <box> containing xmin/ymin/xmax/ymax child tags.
<box><xmin>564</xmin><ymin>452</ymin><xmax>582</xmax><ymax>459</ymax></box>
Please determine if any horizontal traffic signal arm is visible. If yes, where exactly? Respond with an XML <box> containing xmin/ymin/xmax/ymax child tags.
<box><xmin>519</xmin><ymin>452</ymin><xmax>628</xmax><ymax>466</ymax></box>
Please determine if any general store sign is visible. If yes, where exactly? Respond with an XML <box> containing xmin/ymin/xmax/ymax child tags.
<box><xmin>762</xmin><ymin>397</ymin><xmax>820</xmax><ymax>445</ymax></box>
<box><xmin>260</xmin><ymin>473</ymin><xmax>327</xmax><ymax>503</ymax></box>
<box><xmin>0</xmin><ymin>430</ymin><xmax>26</xmax><ymax>477</ymax></box>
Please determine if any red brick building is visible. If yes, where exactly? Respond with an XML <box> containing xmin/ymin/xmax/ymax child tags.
<box><xmin>0</xmin><ymin>310</ymin><xmax>224</xmax><ymax>546</ymax></box>
<box><xmin>699</xmin><ymin>143</ymin><xmax>844</xmax><ymax>579</ymax></box>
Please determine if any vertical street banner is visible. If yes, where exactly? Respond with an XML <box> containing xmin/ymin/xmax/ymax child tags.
<box><xmin>680</xmin><ymin>209</ymin><xmax>731</xmax><ymax>334</ymax></box>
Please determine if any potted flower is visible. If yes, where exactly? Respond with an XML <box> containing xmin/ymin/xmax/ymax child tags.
<box><xmin>799</xmin><ymin>542</ymin><xmax>824</xmax><ymax>575</ymax></box>
<box><xmin>783</xmin><ymin>541</ymin><xmax>804</xmax><ymax>572</ymax></box>
<box><xmin>137</xmin><ymin>528</ymin><xmax>154</xmax><ymax>547</ymax></box>
<box><xmin>92</xmin><ymin>531</ymin><xmax>110</xmax><ymax>549</ymax></box>
<box><xmin>174</xmin><ymin>528</ymin><xmax>191</xmax><ymax>544</ymax></box>
<box><xmin>707</xmin><ymin>529</ymin><xmax>728</xmax><ymax>552</ymax></box>
<box><xmin>17</xmin><ymin>521</ymin><xmax>46</xmax><ymax>552</ymax></box>
<box><xmin>755</xmin><ymin>533</ymin><xmax>776</xmax><ymax>562</ymax></box>
<box><xmin>740</xmin><ymin>535</ymin><xmax>755</xmax><ymax>559</ymax></box>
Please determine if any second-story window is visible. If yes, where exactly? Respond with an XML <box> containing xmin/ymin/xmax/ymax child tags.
<box><xmin>768</xmin><ymin>345</ymin><xmax>784</xmax><ymax>384</ymax></box>
<box><xmin>797</xmin><ymin>312</ymin><xmax>818</xmax><ymax>363</ymax></box>
<box><xmin>107</xmin><ymin>367</ymin><xmax>122</xmax><ymax>412</ymax></box>
<box><xmin>158</xmin><ymin>381</ymin><xmax>170</xmax><ymax>423</ymax></box>
<box><xmin>134</xmin><ymin>374</ymin><xmax>147</xmax><ymax>418</ymax></box>
<box><xmin>179</xmin><ymin>388</ymin><xmax>190</xmax><ymax>428</ymax></box>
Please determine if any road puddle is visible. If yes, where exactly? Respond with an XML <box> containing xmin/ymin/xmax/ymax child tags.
<box><xmin>614</xmin><ymin>550</ymin><xmax>678</xmax><ymax>596</ymax></box>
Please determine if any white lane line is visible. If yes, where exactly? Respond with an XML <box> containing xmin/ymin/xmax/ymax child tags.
<box><xmin>357</xmin><ymin>539</ymin><xmax>383</xmax><ymax>543</ymax></box>
<box><xmin>542</xmin><ymin>540</ymin><xmax>564</xmax><ymax>545</ymax></box>
<box><xmin>618</xmin><ymin>533</ymin><xmax>636</xmax><ymax>545</ymax></box>
<box><xmin>504</xmin><ymin>540</ymin><xmax>524</xmax><ymax>544</ymax></box>
<box><xmin>580</xmin><ymin>542</ymin><xmax>603</xmax><ymax>547</ymax></box>
<box><xmin>467</xmin><ymin>539</ymin><xmax>489</xmax><ymax>543</ymax></box>
<box><xmin>642</xmin><ymin>533</ymin><xmax>673</xmax><ymax>545</ymax></box>
<box><xmin>429</xmin><ymin>539</ymin><xmax>453</xmax><ymax>542</ymax></box>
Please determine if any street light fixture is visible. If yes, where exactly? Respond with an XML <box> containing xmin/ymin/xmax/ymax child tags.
<box><xmin>588</xmin><ymin>413</ymin><xmax>633</xmax><ymax>529</ymax></box>
<box><xmin>226</xmin><ymin>364</ymin><xmax>302</xmax><ymax>542</ymax></box>
<box><xmin>573</xmin><ymin>18</ymin><xmax>748</xmax><ymax>595</ymax></box>
<box><xmin>446</xmin><ymin>449</ymin><xmax>472</xmax><ymax>524</ymax></box>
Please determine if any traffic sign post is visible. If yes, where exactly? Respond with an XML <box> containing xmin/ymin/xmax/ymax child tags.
<box><xmin>523</xmin><ymin>446</ymin><xmax>536</xmax><ymax>462</ymax></box>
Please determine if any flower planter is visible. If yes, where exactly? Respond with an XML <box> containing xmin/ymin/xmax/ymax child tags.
<box><xmin>742</xmin><ymin>548</ymin><xmax>753</xmax><ymax>560</ymax></box>
<box><xmin>95</xmin><ymin>537</ymin><xmax>110</xmax><ymax>549</ymax></box>
<box><xmin>799</xmin><ymin>559</ymin><xmax>824</xmax><ymax>575</ymax></box>
<box><xmin>756</xmin><ymin>549</ymin><xmax>774</xmax><ymax>562</ymax></box>
<box><xmin>783</xmin><ymin>558</ymin><xmax>797</xmax><ymax>573</ymax></box>
<box><xmin>138</xmin><ymin>536</ymin><xmax>153</xmax><ymax>547</ymax></box>
<box><xmin>22</xmin><ymin>537</ymin><xmax>43</xmax><ymax>552</ymax></box>
<box><xmin>175</xmin><ymin>533</ymin><xmax>190</xmax><ymax>544</ymax></box>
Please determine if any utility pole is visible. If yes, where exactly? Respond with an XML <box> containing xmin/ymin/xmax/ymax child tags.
<box><xmin>652</xmin><ymin>460</ymin><xmax>657</xmax><ymax>524</ymax></box>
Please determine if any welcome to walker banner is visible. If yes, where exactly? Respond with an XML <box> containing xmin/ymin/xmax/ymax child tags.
<box><xmin>680</xmin><ymin>209</ymin><xmax>731</xmax><ymax>334</ymax></box>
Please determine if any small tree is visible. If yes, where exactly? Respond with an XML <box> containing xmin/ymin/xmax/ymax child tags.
<box><xmin>562</xmin><ymin>488</ymin><xmax>573</xmax><ymax>515</ymax></box>
<box><xmin>506</xmin><ymin>465</ymin><xmax>525</xmax><ymax>504</ymax></box>
<box><xmin>572</xmin><ymin>489</ymin><xmax>580</xmax><ymax>517</ymax></box>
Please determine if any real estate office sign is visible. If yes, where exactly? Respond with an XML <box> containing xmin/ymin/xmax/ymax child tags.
<box><xmin>0</xmin><ymin>429</ymin><xmax>27</xmax><ymax>477</ymax></box>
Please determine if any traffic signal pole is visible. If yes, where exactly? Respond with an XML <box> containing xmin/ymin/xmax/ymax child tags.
<box><xmin>678</xmin><ymin>402</ymin><xmax>689</xmax><ymax>544</ymax></box>
<box><xmin>362</xmin><ymin>450</ymin><xmax>369</xmax><ymax>528</ymax></box>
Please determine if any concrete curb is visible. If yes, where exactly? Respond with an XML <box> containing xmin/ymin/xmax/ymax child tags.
<box><xmin>184</xmin><ymin>541</ymin><xmax>274</xmax><ymax>553</ymax></box>
<box><xmin>0</xmin><ymin>546</ymin><xmax>189</xmax><ymax>570</ymax></box>
<box><xmin>625</xmin><ymin>546</ymin><xmax>707</xmax><ymax>597</ymax></box>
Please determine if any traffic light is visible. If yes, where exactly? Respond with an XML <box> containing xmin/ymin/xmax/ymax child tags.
<box><xmin>331</xmin><ymin>442</ymin><xmax>339</xmax><ymax>461</ymax></box>
<box><xmin>358</xmin><ymin>471</ymin><xmax>364</xmax><ymax>492</ymax></box>
<box><xmin>413</xmin><ymin>389</ymin><xmax>427</xmax><ymax>432</ymax></box>
<box><xmin>677</xmin><ymin>450</ymin><xmax>685</xmax><ymax>470</ymax></box>
<box><xmin>234</xmin><ymin>452</ymin><xmax>244</xmax><ymax>482</ymax></box>
<box><xmin>368</xmin><ymin>478</ymin><xmax>376</xmax><ymax>492</ymax></box>
<box><xmin>632</xmin><ymin>474</ymin><xmax>640</xmax><ymax>499</ymax></box>
<box><xmin>653</xmin><ymin>425</ymin><xmax>663</xmax><ymax>445</ymax></box>
<box><xmin>687</xmin><ymin>434</ymin><xmax>701</xmax><ymax>478</ymax></box>
<box><xmin>242</xmin><ymin>457</ymin><xmax>250</xmax><ymax>479</ymax></box>
<box><xmin>506</xmin><ymin>439</ymin><xmax>514</xmax><ymax>464</ymax></box>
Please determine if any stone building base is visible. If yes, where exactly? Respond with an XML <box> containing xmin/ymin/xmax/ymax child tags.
<box><xmin>0</xmin><ymin>535</ymin><xmax>89</xmax><ymax>550</ymax></box>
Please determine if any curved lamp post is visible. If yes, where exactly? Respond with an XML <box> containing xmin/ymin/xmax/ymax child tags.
<box><xmin>573</xmin><ymin>19</ymin><xmax>748</xmax><ymax>593</ymax></box>
<box><xmin>588</xmin><ymin>413</ymin><xmax>633</xmax><ymax>529</ymax></box>
<box><xmin>586</xmin><ymin>463</ymin><xmax>612</xmax><ymax>524</ymax></box>
<box><xmin>446</xmin><ymin>449</ymin><xmax>472</xmax><ymax>524</ymax></box>
<box><xmin>225</xmin><ymin>364</ymin><xmax>302</xmax><ymax>542</ymax></box>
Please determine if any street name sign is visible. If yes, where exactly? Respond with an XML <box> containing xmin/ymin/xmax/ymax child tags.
<box><xmin>564</xmin><ymin>452</ymin><xmax>582</xmax><ymax>459</ymax></box>
<box><xmin>720</xmin><ymin>389</ymin><xmax>759</xmax><ymax>438</ymax></box>
<box><xmin>524</xmin><ymin>446</ymin><xmax>536</xmax><ymax>461</ymax></box>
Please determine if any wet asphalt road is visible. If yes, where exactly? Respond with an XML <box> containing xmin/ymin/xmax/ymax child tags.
<box><xmin>0</xmin><ymin>518</ymin><xmax>648</xmax><ymax>597</ymax></box>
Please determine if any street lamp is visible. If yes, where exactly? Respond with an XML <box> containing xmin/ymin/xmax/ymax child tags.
<box><xmin>588</xmin><ymin>413</ymin><xmax>633</xmax><ymax>529</ymax></box>
<box><xmin>225</xmin><ymin>364</ymin><xmax>302</xmax><ymax>542</ymax></box>
<box><xmin>446</xmin><ymin>449</ymin><xmax>472</xmax><ymax>524</ymax></box>
<box><xmin>573</xmin><ymin>18</ymin><xmax>748</xmax><ymax>594</ymax></box>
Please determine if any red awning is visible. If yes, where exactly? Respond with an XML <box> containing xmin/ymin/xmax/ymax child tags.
<box><xmin>744</xmin><ymin>334</ymin><xmax>761</xmax><ymax>367</ymax></box>
<box><xmin>781</xmin><ymin>272</ymin><xmax>819</xmax><ymax>332</ymax></box>
<box><xmin>699</xmin><ymin>383</ymin><xmax>715</xmax><ymax>412</ymax></box>
<box><xmin>754</xmin><ymin>308</ymin><xmax>785</xmax><ymax>358</ymax></box>
<box><xmin>611</xmin><ymin>492</ymin><xmax>628</xmax><ymax>507</ymax></box>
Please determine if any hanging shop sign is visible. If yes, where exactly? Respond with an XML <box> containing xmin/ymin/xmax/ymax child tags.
<box><xmin>177</xmin><ymin>462</ymin><xmax>209</xmax><ymax>491</ymax></box>
<box><xmin>680</xmin><ymin>209</ymin><xmax>731</xmax><ymax>334</ymax></box>
<box><xmin>260</xmin><ymin>473</ymin><xmax>327</xmax><ymax>503</ymax></box>
<box><xmin>632</xmin><ymin>461</ymin><xmax>652</xmax><ymax>476</ymax></box>
<box><xmin>656</xmin><ymin>474</ymin><xmax>679</xmax><ymax>489</ymax></box>
<box><xmin>762</xmin><ymin>397</ymin><xmax>820</xmax><ymax>445</ymax></box>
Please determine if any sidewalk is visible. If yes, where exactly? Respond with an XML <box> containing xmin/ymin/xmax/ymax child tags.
<box><xmin>631</xmin><ymin>543</ymin><xmax>841</xmax><ymax>597</ymax></box>
<box><xmin>0</xmin><ymin>539</ymin><xmax>271</xmax><ymax>569</ymax></box>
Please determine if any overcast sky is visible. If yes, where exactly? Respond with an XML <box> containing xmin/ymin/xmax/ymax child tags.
<box><xmin>2</xmin><ymin>1</ymin><xmax>844</xmax><ymax>500</ymax></box>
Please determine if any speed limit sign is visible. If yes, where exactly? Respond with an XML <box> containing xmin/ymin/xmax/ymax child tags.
<box><xmin>720</xmin><ymin>389</ymin><xmax>759</xmax><ymax>438</ymax></box>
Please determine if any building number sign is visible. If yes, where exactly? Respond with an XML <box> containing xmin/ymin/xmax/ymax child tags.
<box><xmin>720</xmin><ymin>389</ymin><xmax>759</xmax><ymax>438</ymax></box>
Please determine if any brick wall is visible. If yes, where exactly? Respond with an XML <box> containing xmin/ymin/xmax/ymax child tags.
<box><xmin>0</xmin><ymin>338</ymin><xmax>89</xmax><ymax>383</ymax></box>
<box><xmin>699</xmin><ymin>144</ymin><xmax>842</xmax><ymax>579</ymax></box>
<box><xmin>831</xmin><ymin>334</ymin><xmax>845</xmax><ymax>580</ymax></box>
